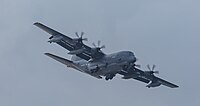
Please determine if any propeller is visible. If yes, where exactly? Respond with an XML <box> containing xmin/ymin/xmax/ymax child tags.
<box><xmin>92</xmin><ymin>40</ymin><xmax>106</xmax><ymax>51</ymax></box>
<box><xmin>90</xmin><ymin>40</ymin><xmax>106</xmax><ymax>55</ymax></box>
<box><xmin>74</xmin><ymin>32</ymin><xmax>88</xmax><ymax>43</ymax></box>
<box><xmin>146</xmin><ymin>64</ymin><xmax>159</xmax><ymax>74</ymax></box>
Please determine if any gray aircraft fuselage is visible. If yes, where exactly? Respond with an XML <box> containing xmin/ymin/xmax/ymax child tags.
<box><xmin>72</xmin><ymin>51</ymin><xmax>136</xmax><ymax>79</ymax></box>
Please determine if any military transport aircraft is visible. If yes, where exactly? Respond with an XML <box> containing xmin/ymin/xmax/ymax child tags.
<box><xmin>34</xmin><ymin>22</ymin><xmax>179</xmax><ymax>88</ymax></box>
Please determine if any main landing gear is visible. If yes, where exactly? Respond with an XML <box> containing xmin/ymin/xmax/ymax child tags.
<box><xmin>105</xmin><ymin>74</ymin><xmax>115</xmax><ymax>81</ymax></box>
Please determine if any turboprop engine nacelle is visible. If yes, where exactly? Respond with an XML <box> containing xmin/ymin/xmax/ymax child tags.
<box><xmin>146</xmin><ymin>81</ymin><xmax>161</xmax><ymax>88</ymax></box>
<box><xmin>48</xmin><ymin>36</ymin><xmax>63</xmax><ymax>43</ymax></box>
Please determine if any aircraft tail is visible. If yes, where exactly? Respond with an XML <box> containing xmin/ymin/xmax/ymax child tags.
<box><xmin>44</xmin><ymin>53</ymin><xmax>76</xmax><ymax>68</ymax></box>
<box><xmin>45</xmin><ymin>53</ymin><xmax>103</xmax><ymax>79</ymax></box>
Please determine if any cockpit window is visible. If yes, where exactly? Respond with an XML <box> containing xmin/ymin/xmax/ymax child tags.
<box><xmin>127</xmin><ymin>51</ymin><xmax>134</xmax><ymax>56</ymax></box>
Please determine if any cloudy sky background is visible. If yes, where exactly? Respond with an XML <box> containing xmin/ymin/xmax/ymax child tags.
<box><xmin>0</xmin><ymin>0</ymin><xmax>200</xmax><ymax>106</ymax></box>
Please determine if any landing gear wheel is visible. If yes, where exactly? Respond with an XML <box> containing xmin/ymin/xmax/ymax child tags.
<box><xmin>105</xmin><ymin>77</ymin><xmax>109</xmax><ymax>80</ymax></box>
<box><xmin>105</xmin><ymin>74</ymin><xmax>115</xmax><ymax>81</ymax></box>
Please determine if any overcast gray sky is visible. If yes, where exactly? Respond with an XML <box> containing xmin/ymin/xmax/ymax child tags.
<box><xmin>0</xmin><ymin>0</ymin><xmax>200</xmax><ymax>106</ymax></box>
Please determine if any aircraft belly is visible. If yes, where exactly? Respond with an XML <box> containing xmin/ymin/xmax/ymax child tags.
<box><xmin>100</xmin><ymin>64</ymin><xmax>122</xmax><ymax>76</ymax></box>
<box><xmin>72</xmin><ymin>64</ymin><xmax>102</xmax><ymax>79</ymax></box>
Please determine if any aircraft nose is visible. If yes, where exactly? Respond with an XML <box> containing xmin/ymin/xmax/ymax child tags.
<box><xmin>129</xmin><ymin>55</ymin><xmax>136</xmax><ymax>63</ymax></box>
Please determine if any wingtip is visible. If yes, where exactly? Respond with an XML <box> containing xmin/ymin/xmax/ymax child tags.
<box><xmin>175</xmin><ymin>85</ymin><xmax>179</xmax><ymax>88</ymax></box>
<box><xmin>44</xmin><ymin>53</ymin><xmax>57</xmax><ymax>58</ymax></box>
<box><xmin>44</xmin><ymin>53</ymin><xmax>54</xmax><ymax>57</ymax></box>
<box><xmin>172</xmin><ymin>85</ymin><xmax>179</xmax><ymax>88</ymax></box>
<box><xmin>33</xmin><ymin>22</ymin><xmax>42</xmax><ymax>26</ymax></box>
<box><xmin>44</xmin><ymin>53</ymin><xmax>51</xmax><ymax>56</ymax></box>
<box><xmin>33</xmin><ymin>22</ymin><xmax>39</xmax><ymax>25</ymax></box>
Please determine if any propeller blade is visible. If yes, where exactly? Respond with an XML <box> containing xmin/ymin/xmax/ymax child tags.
<box><xmin>147</xmin><ymin>64</ymin><xmax>151</xmax><ymax>71</ymax></box>
<box><xmin>92</xmin><ymin>42</ymin><xmax>96</xmax><ymax>47</ymax></box>
<box><xmin>81</xmin><ymin>32</ymin><xmax>84</xmax><ymax>37</ymax></box>
<box><xmin>100</xmin><ymin>45</ymin><xmax>106</xmax><ymax>49</ymax></box>
<box><xmin>154</xmin><ymin>71</ymin><xmax>159</xmax><ymax>74</ymax></box>
<box><xmin>98</xmin><ymin>40</ymin><xmax>101</xmax><ymax>47</ymax></box>
<box><xmin>82</xmin><ymin>38</ymin><xmax>88</xmax><ymax>41</ymax></box>
<box><xmin>75</xmin><ymin>32</ymin><xmax>79</xmax><ymax>37</ymax></box>
<box><xmin>152</xmin><ymin>64</ymin><xmax>156</xmax><ymax>71</ymax></box>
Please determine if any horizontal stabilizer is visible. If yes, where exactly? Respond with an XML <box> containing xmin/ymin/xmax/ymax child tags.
<box><xmin>44</xmin><ymin>53</ymin><xmax>74</xmax><ymax>68</ymax></box>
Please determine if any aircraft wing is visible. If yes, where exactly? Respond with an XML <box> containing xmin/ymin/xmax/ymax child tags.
<box><xmin>153</xmin><ymin>76</ymin><xmax>179</xmax><ymax>88</ymax></box>
<box><xmin>34</xmin><ymin>22</ymin><xmax>73</xmax><ymax>41</ymax></box>
<box><xmin>34</xmin><ymin>22</ymin><xmax>104</xmax><ymax>61</ymax></box>
<box><xmin>118</xmin><ymin>71</ymin><xmax>150</xmax><ymax>83</ymax></box>
<box><xmin>134</xmin><ymin>68</ymin><xmax>179</xmax><ymax>88</ymax></box>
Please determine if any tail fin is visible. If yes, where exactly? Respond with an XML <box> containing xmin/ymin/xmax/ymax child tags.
<box><xmin>45</xmin><ymin>53</ymin><xmax>74</xmax><ymax>68</ymax></box>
